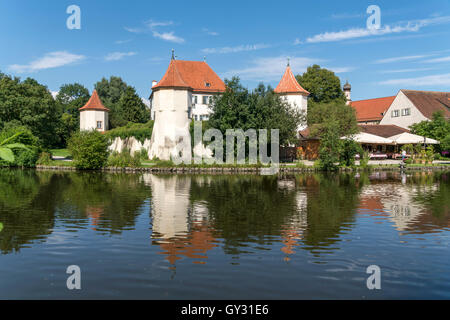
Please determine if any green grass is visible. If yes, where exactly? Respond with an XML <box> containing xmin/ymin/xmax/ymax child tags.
<box><xmin>50</xmin><ymin>149</ymin><xmax>71</xmax><ymax>158</ymax></box>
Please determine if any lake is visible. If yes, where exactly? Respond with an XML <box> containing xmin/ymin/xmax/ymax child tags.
<box><xmin>0</xmin><ymin>169</ymin><xmax>449</xmax><ymax>299</ymax></box>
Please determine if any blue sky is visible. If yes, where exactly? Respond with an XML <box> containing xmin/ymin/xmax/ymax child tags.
<box><xmin>1</xmin><ymin>0</ymin><xmax>449</xmax><ymax>102</ymax></box>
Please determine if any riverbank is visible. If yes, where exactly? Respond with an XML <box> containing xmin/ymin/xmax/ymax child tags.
<box><xmin>34</xmin><ymin>163</ymin><xmax>450</xmax><ymax>174</ymax></box>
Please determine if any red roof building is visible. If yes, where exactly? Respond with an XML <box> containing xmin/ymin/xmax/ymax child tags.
<box><xmin>351</xmin><ymin>96</ymin><xmax>396</xmax><ymax>124</ymax></box>
<box><xmin>274</xmin><ymin>65</ymin><xmax>309</xmax><ymax>95</ymax></box>
<box><xmin>79</xmin><ymin>90</ymin><xmax>110</xmax><ymax>112</ymax></box>
<box><xmin>152</xmin><ymin>59</ymin><xmax>226</xmax><ymax>93</ymax></box>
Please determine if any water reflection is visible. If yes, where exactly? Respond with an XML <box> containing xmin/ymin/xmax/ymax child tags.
<box><xmin>0</xmin><ymin>169</ymin><xmax>449</xmax><ymax>259</ymax></box>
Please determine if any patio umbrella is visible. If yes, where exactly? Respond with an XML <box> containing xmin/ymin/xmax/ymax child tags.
<box><xmin>342</xmin><ymin>132</ymin><xmax>394</xmax><ymax>144</ymax></box>
<box><xmin>389</xmin><ymin>132</ymin><xmax>440</xmax><ymax>144</ymax></box>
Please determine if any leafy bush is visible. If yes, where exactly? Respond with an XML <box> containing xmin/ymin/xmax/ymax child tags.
<box><xmin>0</xmin><ymin>126</ymin><xmax>40</xmax><ymax>167</ymax></box>
<box><xmin>68</xmin><ymin>130</ymin><xmax>110</xmax><ymax>169</ymax></box>
<box><xmin>140</xmin><ymin>148</ymin><xmax>149</xmax><ymax>160</ymax></box>
<box><xmin>107</xmin><ymin>149</ymin><xmax>141</xmax><ymax>168</ymax></box>
<box><xmin>340</xmin><ymin>139</ymin><xmax>362</xmax><ymax>167</ymax></box>
<box><xmin>360</xmin><ymin>151</ymin><xmax>370</xmax><ymax>168</ymax></box>
<box><xmin>37</xmin><ymin>152</ymin><xmax>52</xmax><ymax>165</ymax></box>
<box><xmin>105</xmin><ymin>121</ymin><xmax>154</xmax><ymax>144</ymax></box>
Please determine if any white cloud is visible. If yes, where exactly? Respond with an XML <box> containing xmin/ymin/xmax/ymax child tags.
<box><xmin>50</xmin><ymin>91</ymin><xmax>59</xmax><ymax>99</ymax></box>
<box><xmin>379</xmin><ymin>73</ymin><xmax>450</xmax><ymax>86</ymax></box>
<box><xmin>125</xmin><ymin>19</ymin><xmax>185</xmax><ymax>43</ymax></box>
<box><xmin>202</xmin><ymin>28</ymin><xmax>219</xmax><ymax>36</ymax></box>
<box><xmin>223</xmin><ymin>56</ymin><xmax>320</xmax><ymax>81</ymax></box>
<box><xmin>104</xmin><ymin>52</ymin><xmax>137</xmax><ymax>61</ymax></box>
<box><xmin>328</xmin><ymin>67</ymin><xmax>355</xmax><ymax>73</ymax></box>
<box><xmin>202</xmin><ymin>44</ymin><xmax>270</xmax><ymax>54</ymax></box>
<box><xmin>374</xmin><ymin>54</ymin><xmax>432</xmax><ymax>64</ymax></box>
<box><xmin>303</xmin><ymin>15</ymin><xmax>450</xmax><ymax>43</ymax></box>
<box><xmin>425</xmin><ymin>56</ymin><xmax>450</xmax><ymax>63</ymax></box>
<box><xmin>9</xmin><ymin>51</ymin><xmax>85</xmax><ymax>73</ymax></box>
<box><xmin>115</xmin><ymin>39</ymin><xmax>132</xmax><ymax>45</ymax></box>
<box><xmin>306</xmin><ymin>24</ymin><xmax>421</xmax><ymax>43</ymax></box>
<box><xmin>379</xmin><ymin>68</ymin><xmax>435</xmax><ymax>74</ymax></box>
<box><xmin>152</xmin><ymin>31</ymin><xmax>185</xmax><ymax>43</ymax></box>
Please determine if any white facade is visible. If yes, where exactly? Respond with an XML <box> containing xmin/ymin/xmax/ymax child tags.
<box><xmin>280</xmin><ymin>94</ymin><xmax>308</xmax><ymax>131</ymax></box>
<box><xmin>80</xmin><ymin>110</ymin><xmax>108</xmax><ymax>131</ymax></box>
<box><xmin>191</xmin><ymin>93</ymin><xmax>215</xmax><ymax>121</ymax></box>
<box><xmin>149</xmin><ymin>88</ymin><xmax>192</xmax><ymax>162</ymax></box>
<box><xmin>380</xmin><ymin>90</ymin><xmax>428</xmax><ymax>129</ymax></box>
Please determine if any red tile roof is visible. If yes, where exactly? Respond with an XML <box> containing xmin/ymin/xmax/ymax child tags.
<box><xmin>274</xmin><ymin>66</ymin><xmax>309</xmax><ymax>95</ymax></box>
<box><xmin>153</xmin><ymin>60</ymin><xmax>226</xmax><ymax>93</ymax></box>
<box><xmin>358</xmin><ymin>124</ymin><xmax>409</xmax><ymax>138</ymax></box>
<box><xmin>401</xmin><ymin>90</ymin><xmax>450</xmax><ymax>119</ymax></box>
<box><xmin>79</xmin><ymin>90</ymin><xmax>110</xmax><ymax>112</ymax></box>
<box><xmin>351</xmin><ymin>96</ymin><xmax>395</xmax><ymax>122</ymax></box>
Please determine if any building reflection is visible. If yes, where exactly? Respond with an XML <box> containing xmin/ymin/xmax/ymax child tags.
<box><xmin>358</xmin><ymin>172</ymin><xmax>449</xmax><ymax>234</ymax></box>
<box><xmin>145</xmin><ymin>174</ymin><xmax>218</xmax><ymax>266</ymax></box>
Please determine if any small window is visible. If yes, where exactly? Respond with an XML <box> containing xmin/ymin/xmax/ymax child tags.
<box><xmin>193</xmin><ymin>96</ymin><xmax>198</xmax><ymax>104</ymax></box>
<box><xmin>97</xmin><ymin>121</ymin><xmax>102</xmax><ymax>129</ymax></box>
<box><xmin>402</xmin><ymin>108</ymin><xmax>411</xmax><ymax>116</ymax></box>
<box><xmin>392</xmin><ymin>110</ymin><xmax>400</xmax><ymax>118</ymax></box>
<box><xmin>194</xmin><ymin>115</ymin><xmax>198</xmax><ymax>121</ymax></box>
<box><xmin>202</xmin><ymin>96</ymin><xmax>208</xmax><ymax>105</ymax></box>
<box><xmin>205</xmin><ymin>82</ymin><xmax>211</xmax><ymax>87</ymax></box>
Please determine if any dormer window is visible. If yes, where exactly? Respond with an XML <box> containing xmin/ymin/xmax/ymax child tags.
<box><xmin>205</xmin><ymin>82</ymin><xmax>211</xmax><ymax>87</ymax></box>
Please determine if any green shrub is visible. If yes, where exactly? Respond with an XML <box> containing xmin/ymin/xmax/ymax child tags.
<box><xmin>68</xmin><ymin>130</ymin><xmax>110</xmax><ymax>169</ymax></box>
<box><xmin>105</xmin><ymin>121</ymin><xmax>154</xmax><ymax>144</ymax></box>
<box><xmin>140</xmin><ymin>148</ymin><xmax>149</xmax><ymax>160</ymax></box>
<box><xmin>359</xmin><ymin>151</ymin><xmax>370</xmax><ymax>168</ymax></box>
<box><xmin>0</xmin><ymin>126</ymin><xmax>40</xmax><ymax>167</ymax></box>
<box><xmin>37</xmin><ymin>152</ymin><xmax>52</xmax><ymax>165</ymax></box>
<box><xmin>340</xmin><ymin>139</ymin><xmax>362</xmax><ymax>167</ymax></box>
<box><xmin>107</xmin><ymin>149</ymin><xmax>141</xmax><ymax>168</ymax></box>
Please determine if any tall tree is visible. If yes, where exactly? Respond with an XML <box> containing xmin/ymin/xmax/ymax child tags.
<box><xmin>0</xmin><ymin>74</ymin><xmax>59</xmax><ymax>147</ymax></box>
<box><xmin>209</xmin><ymin>77</ymin><xmax>304</xmax><ymax>146</ymax></box>
<box><xmin>117</xmin><ymin>86</ymin><xmax>150</xmax><ymax>124</ymax></box>
<box><xmin>55</xmin><ymin>83</ymin><xmax>90</xmax><ymax>147</ymax></box>
<box><xmin>296</xmin><ymin>65</ymin><xmax>346</xmax><ymax>104</ymax></box>
<box><xmin>410</xmin><ymin>111</ymin><xmax>450</xmax><ymax>153</ymax></box>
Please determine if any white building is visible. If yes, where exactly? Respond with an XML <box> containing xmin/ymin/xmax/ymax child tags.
<box><xmin>380</xmin><ymin>90</ymin><xmax>450</xmax><ymax>129</ymax></box>
<box><xmin>79</xmin><ymin>89</ymin><xmax>109</xmax><ymax>131</ymax></box>
<box><xmin>149</xmin><ymin>57</ymin><xmax>193</xmax><ymax>162</ymax></box>
<box><xmin>274</xmin><ymin>63</ymin><xmax>309</xmax><ymax>131</ymax></box>
<box><xmin>150</xmin><ymin>58</ymin><xmax>226</xmax><ymax>121</ymax></box>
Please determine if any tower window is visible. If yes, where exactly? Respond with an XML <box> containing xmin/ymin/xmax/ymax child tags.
<box><xmin>97</xmin><ymin>121</ymin><xmax>102</xmax><ymax>129</ymax></box>
<box><xmin>202</xmin><ymin>96</ymin><xmax>209</xmax><ymax>104</ymax></box>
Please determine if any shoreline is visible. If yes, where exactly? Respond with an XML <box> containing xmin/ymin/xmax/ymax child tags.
<box><xmin>32</xmin><ymin>164</ymin><xmax>450</xmax><ymax>174</ymax></box>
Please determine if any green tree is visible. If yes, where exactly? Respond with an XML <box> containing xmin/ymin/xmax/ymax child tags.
<box><xmin>117</xmin><ymin>86</ymin><xmax>150</xmax><ymax>124</ymax></box>
<box><xmin>410</xmin><ymin>111</ymin><xmax>450</xmax><ymax>153</ymax></box>
<box><xmin>0</xmin><ymin>74</ymin><xmax>59</xmax><ymax>147</ymax></box>
<box><xmin>95</xmin><ymin>76</ymin><xmax>129</xmax><ymax>128</ymax></box>
<box><xmin>209</xmin><ymin>77</ymin><xmax>304</xmax><ymax>147</ymax></box>
<box><xmin>295</xmin><ymin>65</ymin><xmax>346</xmax><ymax>104</ymax></box>
<box><xmin>308</xmin><ymin>101</ymin><xmax>359</xmax><ymax>137</ymax></box>
<box><xmin>68</xmin><ymin>130</ymin><xmax>110</xmax><ymax>169</ymax></box>
<box><xmin>55</xmin><ymin>83</ymin><xmax>90</xmax><ymax>147</ymax></box>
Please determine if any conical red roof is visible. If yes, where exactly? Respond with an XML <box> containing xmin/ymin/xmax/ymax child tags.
<box><xmin>274</xmin><ymin>66</ymin><xmax>309</xmax><ymax>95</ymax></box>
<box><xmin>79</xmin><ymin>90</ymin><xmax>110</xmax><ymax>111</ymax></box>
<box><xmin>152</xmin><ymin>59</ymin><xmax>192</xmax><ymax>90</ymax></box>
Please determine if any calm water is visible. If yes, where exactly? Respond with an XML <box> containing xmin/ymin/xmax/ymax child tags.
<box><xmin>0</xmin><ymin>169</ymin><xmax>449</xmax><ymax>299</ymax></box>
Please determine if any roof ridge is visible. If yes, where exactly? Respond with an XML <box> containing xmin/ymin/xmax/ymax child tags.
<box><xmin>352</xmin><ymin>96</ymin><xmax>396</xmax><ymax>102</ymax></box>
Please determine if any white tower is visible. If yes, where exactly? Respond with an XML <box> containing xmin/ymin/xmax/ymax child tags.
<box><xmin>343</xmin><ymin>80</ymin><xmax>351</xmax><ymax>105</ymax></box>
<box><xmin>274</xmin><ymin>62</ymin><xmax>310</xmax><ymax>132</ymax></box>
<box><xmin>149</xmin><ymin>55</ymin><xmax>192</xmax><ymax>163</ymax></box>
<box><xmin>79</xmin><ymin>90</ymin><xmax>109</xmax><ymax>132</ymax></box>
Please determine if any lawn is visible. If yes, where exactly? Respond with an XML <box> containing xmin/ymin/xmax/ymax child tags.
<box><xmin>50</xmin><ymin>149</ymin><xmax>71</xmax><ymax>158</ymax></box>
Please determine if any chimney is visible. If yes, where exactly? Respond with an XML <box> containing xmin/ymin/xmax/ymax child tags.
<box><xmin>152</xmin><ymin>80</ymin><xmax>158</xmax><ymax>88</ymax></box>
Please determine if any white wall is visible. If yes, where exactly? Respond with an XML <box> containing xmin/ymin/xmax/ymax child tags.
<box><xmin>80</xmin><ymin>110</ymin><xmax>108</xmax><ymax>131</ymax></box>
<box><xmin>280</xmin><ymin>94</ymin><xmax>308</xmax><ymax>131</ymax></box>
<box><xmin>191</xmin><ymin>93</ymin><xmax>215</xmax><ymax>121</ymax></box>
<box><xmin>149</xmin><ymin>88</ymin><xmax>192</xmax><ymax>162</ymax></box>
<box><xmin>380</xmin><ymin>90</ymin><xmax>428</xmax><ymax>129</ymax></box>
